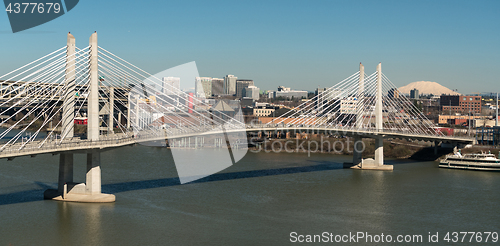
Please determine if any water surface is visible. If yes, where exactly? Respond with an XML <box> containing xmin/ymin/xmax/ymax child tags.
<box><xmin>0</xmin><ymin>145</ymin><xmax>499</xmax><ymax>245</ymax></box>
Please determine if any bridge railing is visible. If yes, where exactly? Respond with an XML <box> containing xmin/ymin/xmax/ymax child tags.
<box><xmin>0</xmin><ymin>123</ymin><xmax>474</xmax><ymax>159</ymax></box>
<box><xmin>0</xmin><ymin>132</ymin><xmax>138</xmax><ymax>158</ymax></box>
<box><xmin>0</xmin><ymin>125</ymin><xmax>222</xmax><ymax>158</ymax></box>
<box><xmin>245</xmin><ymin>124</ymin><xmax>474</xmax><ymax>141</ymax></box>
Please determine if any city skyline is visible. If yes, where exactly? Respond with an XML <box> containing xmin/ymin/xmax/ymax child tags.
<box><xmin>0</xmin><ymin>1</ymin><xmax>499</xmax><ymax>94</ymax></box>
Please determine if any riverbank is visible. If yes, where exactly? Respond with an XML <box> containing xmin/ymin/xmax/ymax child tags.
<box><xmin>249</xmin><ymin>137</ymin><xmax>427</xmax><ymax>159</ymax></box>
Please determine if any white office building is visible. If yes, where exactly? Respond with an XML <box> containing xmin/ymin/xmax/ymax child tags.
<box><xmin>224</xmin><ymin>75</ymin><xmax>237</xmax><ymax>95</ymax></box>
<box><xmin>244</xmin><ymin>85</ymin><xmax>260</xmax><ymax>100</ymax></box>
<box><xmin>195</xmin><ymin>77</ymin><xmax>212</xmax><ymax>98</ymax></box>
<box><xmin>162</xmin><ymin>77</ymin><xmax>180</xmax><ymax>95</ymax></box>
<box><xmin>211</xmin><ymin>78</ymin><xmax>224</xmax><ymax>96</ymax></box>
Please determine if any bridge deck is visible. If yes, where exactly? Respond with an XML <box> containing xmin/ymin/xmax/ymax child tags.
<box><xmin>0</xmin><ymin>125</ymin><xmax>473</xmax><ymax>160</ymax></box>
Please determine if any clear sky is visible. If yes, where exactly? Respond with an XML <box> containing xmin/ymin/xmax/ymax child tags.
<box><xmin>0</xmin><ymin>0</ymin><xmax>499</xmax><ymax>94</ymax></box>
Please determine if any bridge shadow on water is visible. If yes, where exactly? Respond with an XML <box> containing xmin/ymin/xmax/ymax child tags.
<box><xmin>102</xmin><ymin>162</ymin><xmax>342</xmax><ymax>193</ymax></box>
<box><xmin>0</xmin><ymin>162</ymin><xmax>342</xmax><ymax>206</ymax></box>
<box><xmin>0</xmin><ymin>182</ymin><xmax>55</xmax><ymax>206</ymax></box>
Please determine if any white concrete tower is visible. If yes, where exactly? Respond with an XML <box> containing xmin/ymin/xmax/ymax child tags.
<box><xmin>352</xmin><ymin>63</ymin><xmax>365</xmax><ymax>166</ymax></box>
<box><xmin>375</xmin><ymin>63</ymin><xmax>383</xmax><ymax>131</ymax></box>
<box><xmin>62</xmin><ymin>32</ymin><xmax>75</xmax><ymax>139</ymax></box>
<box><xmin>374</xmin><ymin>63</ymin><xmax>385</xmax><ymax>166</ymax></box>
<box><xmin>88</xmin><ymin>32</ymin><xmax>99</xmax><ymax>140</ymax></box>
<box><xmin>58</xmin><ymin>32</ymin><xmax>76</xmax><ymax>193</ymax></box>
<box><xmin>356</xmin><ymin>62</ymin><xmax>364</xmax><ymax>129</ymax></box>
<box><xmin>354</xmin><ymin>63</ymin><xmax>392</xmax><ymax>170</ymax></box>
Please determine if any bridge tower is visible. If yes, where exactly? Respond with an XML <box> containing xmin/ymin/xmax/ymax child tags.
<box><xmin>88</xmin><ymin>32</ymin><xmax>99</xmax><ymax>141</ymax></box>
<box><xmin>356</xmin><ymin>63</ymin><xmax>364</xmax><ymax>129</ymax></box>
<box><xmin>44</xmin><ymin>32</ymin><xmax>115</xmax><ymax>202</ymax></box>
<box><xmin>56</xmin><ymin>33</ymin><xmax>76</xmax><ymax>194</ymax></box>
<box><xmin>62</xmin><ymin>32</ymin><xmax>75</xmax><ymax>140</ymax></box>
<box><xmin>374</xmin><ymin>63</ymin><xmax>384</xmax><ymax>166</ymax></box>
<box><xmin>350</xmin><ymin>63</ymin><xmax>393</xmax><ymax>170</ymax></box>
<box><xmin>352</xmin><ymin>63</ymin><xmax>364</xmax><ymax>166</ymax></box>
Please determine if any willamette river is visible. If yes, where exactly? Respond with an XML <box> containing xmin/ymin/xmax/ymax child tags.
<box><xmin>0</xmin><ymin>144</ymin><xmax>499</xmax><ymax>245</ymax></box>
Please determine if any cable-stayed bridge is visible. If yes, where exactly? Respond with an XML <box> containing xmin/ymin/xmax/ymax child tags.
<box><xmin>0</xmin><ymin>33</ymin><xmax>473</xmax><ymax>202</ymax></box>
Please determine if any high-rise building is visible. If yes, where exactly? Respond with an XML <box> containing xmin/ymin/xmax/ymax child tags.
<box><xmin>224</xmin><ymin>75</ymin><xmax>237</xmax><ymax>95</ymax></box>
<box><xmin>195</xmin><ymin>77</ymin><xmax>212</xmax><ymax>98</ymax></box>
<box><xmin>244</xmin><ymin>85</ymin><xmax>260</xmax><ymax>100</ymax></box>
<box><xmin>410</xmin><ymin>88</ymin><xmax>419</xmax><ymax>99</ymax></box>
<box><xmin>162</xmin><ymin>77</ymin><xmax>180</xmax><ymax>95</ymax></box>
<box><xmin>211</xmin><ymin>78</ymin><xmax>224</xmax><ymax>96</ymax></box>
<box><xmin>236</xmin><ymin>79</ymin><xmax>254</xmax><ymax>98</ymax></box>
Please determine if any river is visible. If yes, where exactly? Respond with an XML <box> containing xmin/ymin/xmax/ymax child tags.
<box><xmin>0</xmin><ymin>145</ymin><xmax>499</xmax><ymax>245</ymax></box>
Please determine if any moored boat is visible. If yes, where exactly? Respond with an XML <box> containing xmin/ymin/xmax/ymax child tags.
<box><xmin>439</xmin><ymin>149</ymin><xmax>500</xmax><ymax>171</ymax></box>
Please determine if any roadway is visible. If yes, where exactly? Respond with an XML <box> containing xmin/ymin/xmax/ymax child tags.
<box><xmin>0</xmin><ymin>125</ymin><xmax>474</xmax><ymax>160</ymax></box>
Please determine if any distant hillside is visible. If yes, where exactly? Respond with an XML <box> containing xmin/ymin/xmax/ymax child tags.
<box><xmin>397</xmin><ymin>81</ymin><xmax>460</xmax><ymax>95</ymax></box>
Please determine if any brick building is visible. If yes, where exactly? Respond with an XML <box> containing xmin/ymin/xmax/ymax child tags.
<box><xmin>441</xmin><ymin>95</ymin><xmax>481</xmax><ymax>114</ymax></box>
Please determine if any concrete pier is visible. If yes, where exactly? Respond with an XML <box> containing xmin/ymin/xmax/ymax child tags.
<box><xmin>44</xmin><ymin>150</ymin><xmax>115</xmax><ymax>202</ymax></box>
<box><xmin>86</xmin><ymin>150</ymin><xmax>101</xmax><ymax>194</ymax></box>
<box><xmin>352</xmin><ymin>136</ymin><xmax>362</xmax><ymax>166</ymax></box>
<box><xmin>58</xmin><ymin>153</ymin><xmax>73</xmax><ymax>193</ymax></box>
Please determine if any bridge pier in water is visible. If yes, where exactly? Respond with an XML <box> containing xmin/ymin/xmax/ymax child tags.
<box><xmin>44</xmin><ymin>150</ymin><xmax>115</xmax><ymax>202</ymax></box>
<box><xmin>352</xmin><ymin>136</ymin><xmax>363</xmax><ymax>166</ymax></box>
<box><xmin>354</xmin><ymin>135</ymin><xmax>392</xmax><ymax>170</ymax></box>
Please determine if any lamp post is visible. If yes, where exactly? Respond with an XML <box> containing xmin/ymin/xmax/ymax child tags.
<box><xmin>496</xmin><ymin>92</ymin><xmax>498</xmax><ymax>127</ymax></box>
<box><xmin>468</xmin><ymin>97</ymin><xmax>471</xmax><ymax>137</ymax></box>
<box><xmin>449</xmin><ymin>99</ymin><xmax>453</xmax><ymax>134</ymax></box>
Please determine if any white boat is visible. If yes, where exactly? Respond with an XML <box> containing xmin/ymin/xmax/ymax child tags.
<box><xmin>439</xmin><ymin>149</ymin><xmax>500</xmax><ymax>171</ymax></box>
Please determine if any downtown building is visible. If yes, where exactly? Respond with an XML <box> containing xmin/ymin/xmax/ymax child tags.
<box><xmin>441</xmin><ymin>95</ymin><xmax>482</xmax><ymax>114</ymax></box>
<box><xmin>195</xmin><ymin>77</ymin><xmax>212</xmax><ymax>98</ymax></box>
<box><xmin>162</xmin><ymin>77</ymin><xmax>180</xmax><ymax>95</ymax></box>
<box><xmin>243</xmin><ymin>85</ymin><xmax>260</xmax><ymax>100</ymax></box>
<box><xmin>388</xmin><ymin>88</ymin><xmax>400</xmax><ymax>99</ymax></box>
<box><xmin>315</xmin><ymin>87</ymin><xmax>341</xmax><ymax>116</ymax></box>
<box><xmin>315</xmin><ymin>87</ymin><xmax>341</xmax><ymax>106</ymax></box>
<box><xmin>161</xmin><ymin>77</ymin><xmax>182</xmax><ymax>107</ymax></box>
<box><xmin>224</xmin><ymin>75</ymin><xmax>237</xmax><ymax>95</ymax></box>
<box><xmin>316</xmin><ymin>87</ymin><xmax>341</xmax><ymax>101</ymax></box>
<box><xmin>410</xmin><ymin>88</ymin><xmax>419</xmax><ymax>99</ymax></box>
<box><xmin>271</xmin><ymin>86</ymin><xmax>308</xmax><ymax>100</ymax></box>
<box><xmin>211</xmin><ymin>78</ymin><xmax>224</xmax><ymax>96</ymax></box>
<box><xmin>236</xmin><ymin>79</ymin><xmax>254</xmax><ymax>98</ymax></box>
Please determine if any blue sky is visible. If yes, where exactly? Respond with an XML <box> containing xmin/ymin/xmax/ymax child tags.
<box><xmin>0</xmin><ymin>0</ymin><xmax>499</xmax><ymax>93</ymax></box>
